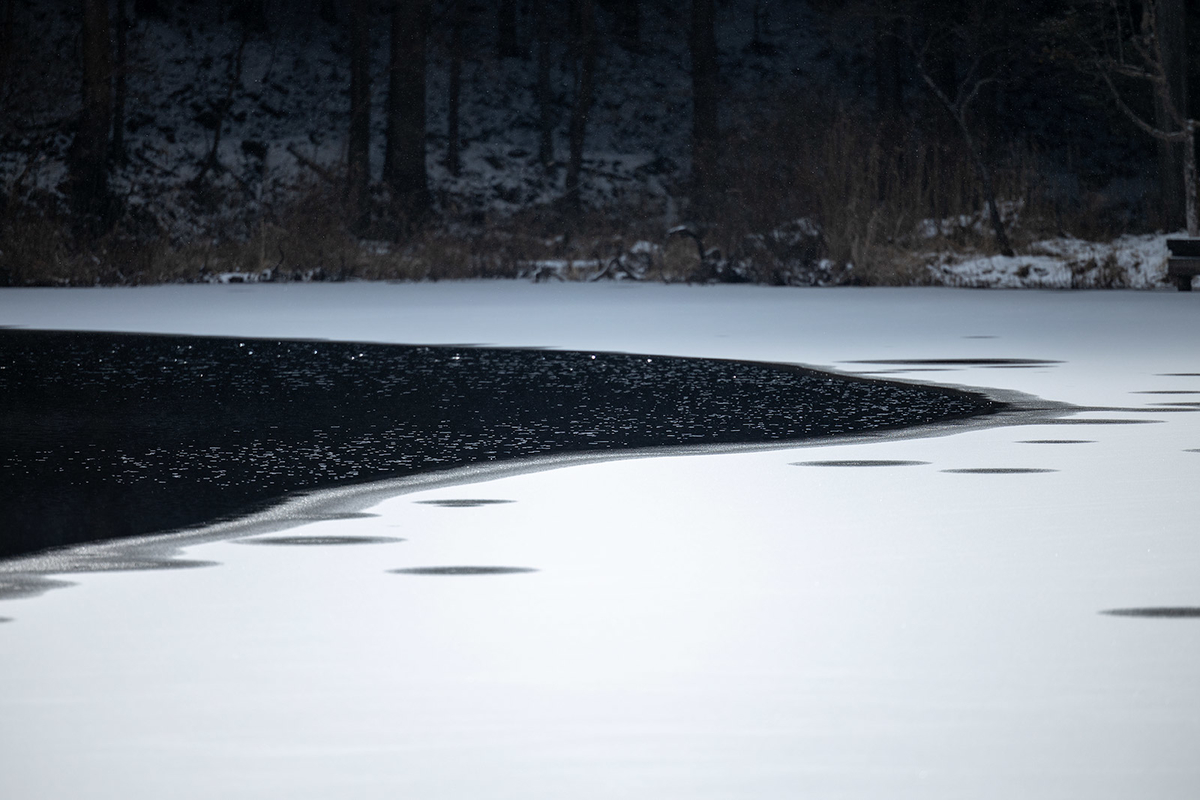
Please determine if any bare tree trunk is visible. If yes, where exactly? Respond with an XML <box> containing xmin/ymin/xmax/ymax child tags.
<box><xmin>1154</xmin><ymin>0</ymin><xmax>1188</xmax><ymax>229</ymax></box>
<box><xmin>1186</xmin><ymin>120</ymin><xmax>1198</xmax><ymax>236</ymax></box>
<box><xmin>498</xmin><ymin>0</ymin><xmax>519</xmax><ymax>59</ymax></box>
<box><xmin>385</xmin><ymin>0</ymin><xmax>430</xmax><ymax>228</ymax></box>
<box><xmin>912</xmin><ymin>54</ymin><xmax>1014</xmax><ymax>256</ymax></box>
<box><xmin>1095</xmin><ymin>0</ymin><xmax>1196</xmax><ymax>235</ymax></box>
<box><xmin>346</xmin><ymin>0</ymin><xmax>371</xmax><ymax>231</ymax></box>
<box><xmin>612</xmin><ymin>0</ymin><xmax>639</xmax><ymax>52</ymax></box>
<box><xmin>565</xmin><ymin>0</ymin><xmax>595</xmax><ymax>209</ymax></box>
<box><xmin>1</xmin><ymin>0</ymin><xmax>17</xmax><ymax>97</ymax></box>
<box><xmin>191</xmin><ymin>26</ymin><xmax>247</xmax><ymax>186</ymax></box>
<box><xmin>534</xmin><ymin>0</ymin><xmax>554</xmax><ymax>169</ymax></box>
<box><xmin>110</xmin><ymin>0</ymin><xmax>129</xmax><ymax>165</ymax></box>
<box><xmin>689</xmin><ymin>0</ymin><xmax>718</xmax><ymax>209</ymax></box>
<box><xmin>446</xmin><ymin>0</ymin><xmax>464</xmax><ymax>177</ymax></box>
<box><xmin>874</xmin><ymin>14</ymin><xmax>903</xmax><ymax>120</ymax></box>
<box><xmin>69</xmin><ymin>0</ymin><xmax>112</xmax><ymax>230</ymax></box>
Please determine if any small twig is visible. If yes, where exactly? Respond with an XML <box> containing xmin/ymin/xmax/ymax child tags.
<box><xmin>286</xmin><ymin>143</ymin><xmax>337</xmax><ymax>185</ymax></box>
<box><xmin>133</xmin><ymin>149</ymin><xmax>179</xmax><ymax>177</ymax></box>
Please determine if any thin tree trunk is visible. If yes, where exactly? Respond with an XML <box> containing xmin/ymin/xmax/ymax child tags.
<box><xmin>874</xmin><ymin>15</ymin><xmax>903</xmax><ymax>120</ymax></box>
<box><xmin>498</xmin><ymin>0</ymin><xmax>519</xmax><ymax>59</ymax></box>
<box><xmin>69</xmin><ymin>0</ymin><xmax>112</xmax><ymax>229</ymax></box>
<box><xmin>347</xmin><ymin>0</ymin><xmax>371</xmax><ymax>231</ymax></box>
<box><xmin>535</xmin><ymin>0</ymin><xmax>554</xmax><ymax>169</ymax></box>
<box><xmin>191</xmin><ymin>26</ymin><xmax>247</xmax><ymax>186</ymax></box>
<box><xmin>111</xmin><ymin>0</ymin><xmax>129</xmax><ymax>164</ymax></box>
<box><xmin>385</xmin><ymin>0</ymin><xmax>430</xmax><ymax>228</ymax></box>
<box><xmin>613</xmin><ymin>0</ymin><xmax>639</xmax><ymax>52</ymax></box>
<box><xmin>1154</xmin><ymin>0</ymin><xmax>1188</xmax><ymax>229</ymax></box>
<box><xmin>689</xmin><ymin>0</ymin><xmax>719</xmax><ymax>208</ymax></box>
<box><xmin>447</xmin><ymin>0</ymin><xmax>463</xmax><ymax>177</ymax></box>
<box><xmin>0</xmin><ymin>0</ymin><xmax>16</xmax><ymax>96</ymax></box>
<box><xmin>565</xmin><ymin>0</ymin><xmax>595</xmax><ymax>209</ymax></box>
<box><xmin>955</xmin><ymin>113</ymin><xmax>1013</xmax><ymax>256</ymax></box>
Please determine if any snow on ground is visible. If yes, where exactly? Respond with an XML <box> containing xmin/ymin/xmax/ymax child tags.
<box><xmin>929</xmin><ymin>232</ymin><xmax>1174</xmax><ymax>289</ymax></box>
<box><xmin>1</xmin><ymin>283</ymin><xmax>1199</xmax><ymax>799</ymax></box>
<box><xmin>2</xmin><ymin>0</ymin><xmax>832</xmax><ymax>238</ymax></box>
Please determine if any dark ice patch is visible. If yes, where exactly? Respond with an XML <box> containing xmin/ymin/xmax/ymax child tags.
<box><xmin>1102</xmin><ymin>607</ymin><xmax>1200</xmax><ymax>618</ymax></box>
<box><xmin>237</xmin><ymin>535</ymin><xmax>403</xmax><ymax>546</ymax></box>
<box><xmin>390</xmin><ymin>566</ymin><xmax>538</xmax><ymax>576</ymax></box>
<box><xmin>417</xmin><ymin>499</ymin><xmax>516</xmax><ymax>508</ymax></box>
<box><xmin>941</xmin><ymin>468</ymin><xmax>1057</xmax><ymax>474</ymax></box>
<box><xmin>842</xmin><ymin>358</ymin><xmax>1060</xmax><ymax>366</ymax></box>
<box><xmin>1132</xmin><ymin>390</ymin><xmax>1200</xmax><ymax>395</ymax></box>
<box><xmin>1018</xmin><ymin>439</ymin><xmax>1093</xmax><ymax>444</ymax></box>
<box><xmin>1041</xmin><ymin>418</ymin><xmax>1161</xmax><ymax>425</ymax></box>
<box><xmin>791</xmin><ymin>459</ymin><xmax>929</xmax><ymax>467</ymax></box>
<box><xmin>0</xmin><ymin>576</ymin><xmax>75</xmax><ymax>601</ymax></box>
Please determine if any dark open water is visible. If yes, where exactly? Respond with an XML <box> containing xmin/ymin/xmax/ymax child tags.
<box><xmin>0</xmin><ymin>330</ymin><xmax>1001</xmax><ymax>560</ymax></box>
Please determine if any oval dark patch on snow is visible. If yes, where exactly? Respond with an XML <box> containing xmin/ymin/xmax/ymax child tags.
<box><xmin>237</xmin><ymin>535</ymin><xmax>403</xmax><ymax>546</ymax></box>
<box><xmin>791</xmin><ymin>459</ymin><xmax>929</xmax><ymax>467</ymax></box>
<box><xmin>1156</xmin><ymin>373</ymin><xmax>1200</xmax><ymax>377</ymax></box>
<box><xmin>390</xmin><ymin>566</ymin><xmax>537</xmax><ymax>576</ymax></box>
<box><xmin>842</xmin><ymin>358</ymin><xmax>1059</xmax><ymax>366</ymax></box>
<box><xmin>1044</xmin><ymin>418</ymin><xmax>1161</xmax><ymax>425</ymax></box>
<box><xmin>0</xmin><ymin>617</ymin><xmax>11</xmax><ymax>624</ymax></box>
<box><xmin>1102</xmin><ymin>607</ymin><xmax>1200</xmax><ymax>618</ymax></box>
<box><xmin>1019</xmin><ymin>439</ymin><xmax>1093</xmax><ymax>444</ymax></box>
<box><xmin>417</xmin><ymin>499</ymin><xmax>516</xmax><ymax>508</ymax></box>
<box><xmin>1133</xmin><ymin>390</ymin><xmax>1200</xmax><ymax>395</ymax></box>
<box><xmin>941</xmin><ymin>468</ymin><xmax>1057</xmax><ymax>474</ymax></box>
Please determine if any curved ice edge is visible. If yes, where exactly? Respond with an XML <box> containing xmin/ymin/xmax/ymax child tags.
<box><xmin>0</xmin><ymin>382</ymin><xmax>1070</xmax><ymax>600</ymax></box>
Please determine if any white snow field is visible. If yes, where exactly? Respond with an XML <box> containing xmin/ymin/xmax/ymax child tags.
<box><xmin>1</xmin><ymin>283</ymin><xmax>1199</xmax><ymax>800</ymax></box>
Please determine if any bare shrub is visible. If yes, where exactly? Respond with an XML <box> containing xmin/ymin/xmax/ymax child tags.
<box><xmin>710</xmin><ymin>95</ymin><xmax>1065</xmax><ymax>284</ymax></box>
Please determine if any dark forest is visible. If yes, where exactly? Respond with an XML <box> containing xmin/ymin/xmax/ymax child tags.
<box><xmin>1</xmin><ymin>0</ymin><xmax>1198</xmax><ymax>286</ymax></box>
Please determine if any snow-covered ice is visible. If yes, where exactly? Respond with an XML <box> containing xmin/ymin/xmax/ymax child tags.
<box><xmin>1</xmin><ymin>283</ymin><xmax>1198</xmax><ymax>800</ymax></box>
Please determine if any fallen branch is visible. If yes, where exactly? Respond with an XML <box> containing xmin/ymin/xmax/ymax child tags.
<box><xmin>286</xmin><ymin>143</ymin><xmax>338</xmax><ymax>185</ymax></box>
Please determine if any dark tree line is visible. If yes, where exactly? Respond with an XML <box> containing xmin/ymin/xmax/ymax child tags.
<box><xmin>53</xmin><ymin>0</ymin><xmax>1200</xmax><ymax>245</ymax></box>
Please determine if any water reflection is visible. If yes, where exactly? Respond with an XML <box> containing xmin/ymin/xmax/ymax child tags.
<box><xmin>1</xmin><ymin>330</ymin><xmax>999</xmax><ymax>560</ymax></box>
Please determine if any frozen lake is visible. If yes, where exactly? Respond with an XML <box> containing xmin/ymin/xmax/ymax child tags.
<box><xmin>1</xmin><ymin>283</ymin><xmax>1199</xmax><ymax>799</ymax></box>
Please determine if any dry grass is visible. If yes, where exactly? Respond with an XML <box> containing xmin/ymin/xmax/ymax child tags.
<box><xmin>0</xmin><ymin>103</ymin><xmax>1157</xmax><ymax>287</ymax></box>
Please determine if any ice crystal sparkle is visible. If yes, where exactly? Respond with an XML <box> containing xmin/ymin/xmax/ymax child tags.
<box><xmin>0</xmin><ymin>330</ymin><xmax>999</xmax><ymax>559</ymax></box>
